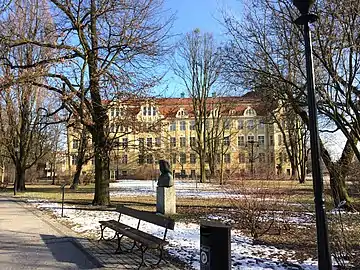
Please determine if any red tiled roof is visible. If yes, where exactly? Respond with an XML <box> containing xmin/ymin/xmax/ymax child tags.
<box><xmin>103</xmin><ymin>93</ymin><xmax>269</xmax><ymax>117</ymax></box>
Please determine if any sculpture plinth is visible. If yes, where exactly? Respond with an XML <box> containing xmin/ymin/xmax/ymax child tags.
<box><xmin>156</xmin><ymin>160</ymin><xmax>176</xmax><ymax>215</ymax></box>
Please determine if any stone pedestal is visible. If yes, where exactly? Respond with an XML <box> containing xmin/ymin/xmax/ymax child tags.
<box><xmin>156</xmin><ymin>186</ymin><xmax>176</xmax><ymax>215</ymax></box>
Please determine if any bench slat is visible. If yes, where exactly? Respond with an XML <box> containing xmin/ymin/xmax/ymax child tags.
<box><xmin>101</xmin><ymin>220</ymin><xmax>167</xmax><ymax>249</ymax></box>
<box><xmin>115</xmin><ymin>205</ymin><xmax>175</xmax><ymax>230</ymax></box>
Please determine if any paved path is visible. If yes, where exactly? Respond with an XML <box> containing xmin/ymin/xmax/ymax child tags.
<box><xmin>0</xmin><ymin>197</ymin><xmax>182</xmax><ymax>270</ymax></box>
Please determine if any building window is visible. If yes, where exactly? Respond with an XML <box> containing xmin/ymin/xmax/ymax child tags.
<box><xmin>121</xmin><ymin>154</ymin><xmax>128</xmax><ymax>164</ymax></box>
<box><xmin>142</xmin><ymin>106</ymin><xmax>146</xmax><ymax>116</ymax></box>
<box><xmin>147</xmin><ymin>154</ymin><xmax>153</xmax><ymax>164</ymax></box>
<box><xmin>172</xmin><ymin>153</ymin><xmax>177</xmax><ymax>164</ymax></box>
<box><xmin>190</xmin><ymin>137</ymin><xmax>196</xmax><ymax>147</ymax></box>
<box><xmin>110</xmin><ymin>108</ymin><xmax>115</xmax><ymax>117</ymax></box>
<box><xmin>138</xmin><ymin>155</ymin><xmax>144</xmax><ymax>164</ymax></box>
<box><xmin>259</xmin><ymin>120</ymin><xmax>265</xmax><ymax>129</ymax></box>
<box><xmin>147</xmin><ymin>106</ymin><xmax>152</xmax><ymax>116</ymax></box>
<box><xmin>122</xmin><ymin>170</ymin><xmax>128</xmax><ymax>177</ymax></box>
<box><xmin>216</xmin><ymin>153</ymin><xmax>221</xmax><ymax>164</ymax></box>
<box><xmin>258</xmin><ymin>135</ymin><xmax>265</xmax><ymax>146</ymax></box>
<box><xmin>190</xmin><ymin>120</ymin><xmax>195</xmax><ymax>130</ymax></box>
<box><xmin>224</xmin><ymin>153</ymin><xmax>231</xmax><ymax>163</ymax></box>
<box><xmin>247</xmin><ymin>135</ymin><xmax>255</xmax><ymax>142</ymax></box>
<box><xmin>247</xmin><ymin>120</ymin><xmax>254</xmax><ymax>129</ymax></box>
<box><xmin>153</xmin><ymin>106</ymin><xmax>157</xmax><ymax>116</ymax></box>
<box><xmin>224</xmin><ymin>119</ymin><xmax>231</xmax><ymax>130</ymax></box>
<box><xmin>269</xmin><ymin>135</ymin><xmax>274</xmax><ymax>146</ymax></box>
<box><xmin>190</xmin><ymin>153</ymin><xmax>196</xmax><ymax>164</ymax></box>
<box><xmin>238</xmin><ymin>120</ymin><xmax>244</xmax><ymax>129</ymax></box>
<box><xmin>147</xmin><ymin>138</ymin><xmax>153</xmax><ymax>148</ymax></box>
<box><xmin>138</xmin><ymin>138</ymin><xmax>144</xmax><ymax>150</ymax></box>
<box><xmin>259</xmin><ymin>153</ymin><xmax>265</xmax><ymax>163</ymax></box>
<box><xmin>180</xmin><ymin>153</ymin><xmax>186</xmax><ymax>164</ymax></box>
<box><xmin>244</xmin><ymin>107</ymin><xmax>256</xmax><ymax>116</ymax></box>
<box><xmin>169</xmin><ymin>122</ymin><xmax>176</xmax><ymax>131</ymax></box>
<box><xmin>180</xmin><ymin>137</ymin><xmax>186</xmax><ymax>147</ymax></box>
<box><xmin>238</xmin><ymin>136</ymin><xmax>245</xmax><ymax>147</ymax></box>
<box><xmin>278</xmin><ymin>134</ymin><xmax>282</xmax><ymax>145</ymax></box>
<box><xmin>239</xmin><ymin>153</ymin><xmax>246</xmax><ymax>163</ymax></box>
<box><xmin>190</xmin><ymin>170</ymin><xmax>196</xmax><ymax>178</ymax></box>
<box><xmin>224</xmin><ymin>136</ymin><xmax>230</xmax><ymax>146</ymax></box>
<box><xmin>122</xmin><ymin>138</ymin><xmax>128</xmax><ymax>149</ymax></box>
<box><xmin>155</xmin><ymin>137</ymin><xmax>161</xmax><ymax>147</ymax></box>
<box><xmin>170</xmin><ymin>137</ymin><xmax>176</xmax><ymax>148</ymax></box>
<box><xmin>181</xmin><ymin>170</ymin><xmax>186</xmax><ymax>177</ymax></box>
<box><xmin>180</xmin><ymin>121</ymin><xmax>186</xmax><ymax>131</ymax></box>
<box><xmin>270</xmin><ymin>152</ymin><xmax>275</xmax><ymax>163</ymax></box>
<box><xmin>283</xmin><ymin>152</ymin><xmax>288</xmax><ymax>163</ymax></box>
<box><xmin>72</xmin><ymin>140</ymin><xmax>79</xmax><ymax>149</ymax></box>
<box><xmin>71</xmin><ymin>155</ymin><xmax>77</xmax><ymax>165</ymax></box>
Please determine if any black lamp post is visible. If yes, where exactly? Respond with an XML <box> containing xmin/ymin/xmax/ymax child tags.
<box><xmin>292</xmin><ymin>1</ymin><xmax>332</xmax><ymax>269</ymax></box>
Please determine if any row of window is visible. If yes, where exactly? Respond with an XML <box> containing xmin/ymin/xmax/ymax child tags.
<box><xmin>136</xmin><ymin>152</ymin><xmax>276</xmax><ymax>165</ymax></box>
<box><xmin>71</xmin><ymin>151</ymin><xmax>287</xmax><ymax>166</ymax></box>
<box><xmin>72</xmin><ymin>134</ymin><xmax>280</xmax><ymax>150</ymax></box>
<box><xmin>168</xmin><ymin>119</ymin><xmax>265</xmax><ymax>131</ymax></box>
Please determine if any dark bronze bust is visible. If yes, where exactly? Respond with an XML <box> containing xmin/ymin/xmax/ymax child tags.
<box><xmin>157</xmin><ymin>160</ymin><xmax>174</xmax><ymax>187</ymax></box>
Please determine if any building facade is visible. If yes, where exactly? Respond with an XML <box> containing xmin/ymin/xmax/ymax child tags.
<box><xmin>68</xmin><ymin>93</ymin><xmax>292</xmax><ymax>180</ymax></box>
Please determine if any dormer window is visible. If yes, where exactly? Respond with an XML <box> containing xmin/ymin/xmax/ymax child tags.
<box><xmin>142</xmin><ymin>105</ymin><xmax>157</xmax><ymax>116</ymax></box>
<box><xmin>177</xmin><ymin>108</ymin><xmax>187</xmax><ymax>118</ymax></box>
<box><xmin>244</xmin><ymin>107</ymin><xmax>257</xmax><ymax>116</ymax></box>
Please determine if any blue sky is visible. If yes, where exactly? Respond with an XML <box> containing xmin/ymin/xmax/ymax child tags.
<box><xmin>164</xmin><ymin>0</ymin><xmax>241</xmax><ymax>37</ymax></box>
<box><xmin>158</xmin><ymin>0</ymin><xmax>243</xmax><ymax>97</ymax></box>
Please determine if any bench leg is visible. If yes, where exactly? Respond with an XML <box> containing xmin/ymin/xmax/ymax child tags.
<box><xmin>115</xmin><ymin>233</ymin><xmax>125</xmax><ymax>254</ymax></box>
<box><xmin>98</xmin><ymin>225</ymin><xmax>105</xmax><ymax>241</ymax></box>
<box><xmin>99</xmin><ymin>225</ymin><xmax>117</xmax><ymax>242</ymax></box>
<box><xmin>137</xmin><ymin>245</ymin><xmax>148</xmax><ymax>270</ymax></box>
<box><xmin>153</xmin><ymin>247</ymin><xmax>165</xmax><ymax>266</ymax></box>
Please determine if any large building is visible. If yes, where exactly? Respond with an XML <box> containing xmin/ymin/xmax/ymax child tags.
<box><xmin>68</xmin><ymin>93</ymin><xmax>292</xmax><ymax>180</ymax></box>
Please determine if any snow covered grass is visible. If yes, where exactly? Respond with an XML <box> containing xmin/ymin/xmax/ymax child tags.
<box><xmin>110</xmin><ymin>179</ymin><xmax>242</xmax><ymax>199</ymax></box>
<box><xmin>25</xmin><ymin>179</ymin><xmax>326</xmax><ymax>269</ymax></box>
<box><xmin>28</xmin><ymin>199</ymin><xmax>319</xmax><ymax>270</ymax></box>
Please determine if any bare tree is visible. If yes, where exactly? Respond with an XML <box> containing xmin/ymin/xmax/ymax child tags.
<box><xmin>0</xmin><ymin>0</ymin><xmax>173</xmax><ymax>205</ymax></box>
<box><xmin>0</xmin><ymin>0</ymin><xmax>60</xmax><ymax>191</ymax></box>
<box><xmin>222</xmin><ymin>0</ymin><xmax>359</xmax><ymax>208</ymax></box>
<box><xmin>173</xmin><ymin>29</ymin><xmax>222</xmax><ymax>183</ymax></box>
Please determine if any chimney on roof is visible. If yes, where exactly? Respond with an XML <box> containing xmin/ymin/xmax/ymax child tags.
<box><xmin>180</xmin><ymin>92</ymin><xmax>185</xmax><ymax>98</ymax></box>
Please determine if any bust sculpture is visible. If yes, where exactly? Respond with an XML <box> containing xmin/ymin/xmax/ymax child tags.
<box><xmin>157</xmin><ymin>160</ymin><xmax>174</xmax><ymax>187</ymax></box>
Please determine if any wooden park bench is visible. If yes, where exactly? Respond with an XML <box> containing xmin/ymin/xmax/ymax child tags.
<box><xmin>99</xmin><ymin>205</ymin><xmax>175</xmax><ymax>269</ymax></box>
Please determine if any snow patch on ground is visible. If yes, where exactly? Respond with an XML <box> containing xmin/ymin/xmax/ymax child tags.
<box><xmin>29</xmin><ymin>199</ymin><xmax>318</xmax><ymax>270</ymax></box>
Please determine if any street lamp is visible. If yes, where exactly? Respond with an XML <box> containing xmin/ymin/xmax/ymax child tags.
<box><xmin>292</xmin><ymin>1</ymin><xmax>332</xmax><ymax>269</ymax></box>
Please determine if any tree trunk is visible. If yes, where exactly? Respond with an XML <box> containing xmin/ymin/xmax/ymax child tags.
<box><xmin>321</xmin><ymin>138</ymin><xmax>354</xmax><ymax>210</ymax></box>
<box><xmin>92</xmin><ymin>134</ymin><xmax>110</xmax><ymax>205</ymax></box>
<box><xmin>15</xmin><ymin>164</ymin><xmax>26</xmax><ymax>192</ymax></box>
<box><xmin>88</xmin><ymin>0</ymin><xmax>110</xmax><ymax>206</ymax></box>
<box><xmin>70</xmin><ymin>164</ymin><xmax>82</xmax><ymax>190</ymax></box>
<box><xmin>199</xmin><ymin>153</ymin><xmax>206</xmax><ymax>183</ymax></box>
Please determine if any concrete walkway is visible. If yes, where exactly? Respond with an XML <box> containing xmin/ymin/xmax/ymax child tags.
<box><xmin>0</xmin><ymin>197</ymin><xmax>182</xmax><ymax>270</ymax></box>
<box><xmin>0</xmin><ymin>197</ymin><xmax>101</xmax><ymax>269</ymax></box>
